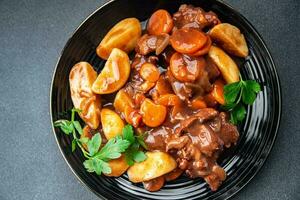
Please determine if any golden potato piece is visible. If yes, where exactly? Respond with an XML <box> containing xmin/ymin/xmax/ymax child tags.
<box><xmin>127</xmin><ymin>151</ymin><xmax>177</xmax><ymax>183</ymax></box>
<box><xmin>105</xmin><ymin>155</ymin><xmax>129</xmax><ymax>177</ymax></box>
<box><xmin>101</xmin><ymin>108</ymin><xmax>125</xmax><ymax>140</ymax></box>
<box><xmin>208</xmin><ymin>46</ymin><xmax>240</xmax><ymax>83</ymax></box>
<box><xmin>97</xmin><ymin>18</ymin><xmax>142</xmax><ymax>60</ymax></box>
<box><xmin>69</xmin><ymin>62</ymin><xmax>101</xmax><ymax>129</ymax></box>
<box><xmin>92</xmin><ymin>48</ymin><xmax>130</xmax><ymax>94</ymax></box>
<box><xmin>210</xmin><ymin>23</ymin><xmax>249</xmax><ymax>58</ymax></box>
<box><xmin>114</xmin><ymin>89</ymin><xmax>134</xmax><ymax>113</ymax></box>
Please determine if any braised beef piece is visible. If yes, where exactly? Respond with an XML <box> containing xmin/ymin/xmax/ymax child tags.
<box><xmin>206</xmin><ymin>56</ymin><xmax>221</xmax><ymax>81</ymax></box>
<box><xmin>145</xmin><ymin>108</ymin><xmax>239</xmax><ymax>191</ymax></box>
<box><xmin>159</xmin><ymin>46</ymin><xmax>175</xmax><ymax>66</ymax></box>
<box><xmin>173</xmin><ymin>4</ymin><xmax>221</xmax><ymax>30</ymax></box>
<box><xmin>127</xmin><ymin>54</ymin><xmax>159</xmax><ymax>95</ymax></box>
<box><xmin>149</xmin><ymin>73</ymin><xmax>173</xmax><ymax>100</ymax></box>
<box><xmin>218</xmin><ymin>112</ymin><xmax>239</xmax><ymax>147</ymax></box>
<box><xmin>175</xmin><ymin>108</ymin><xmax>218</xmax><ymax>134</ymax></box>
<box><xmin>145</xmin><ymin>126</ymin><xmax>173</xmax><ymax>151</ymax></box>
<box><xmin>187</xmin><ymin>123</ymin><xmax>224</xmax><ymax>157</ymax></box>
<box><xmin>135</xmin><ymin>33</ymin><xmax>170</xmax><ymax>55</ymax></box>
<box><xmin>186</xmin><ymin>61</ymin><xmax>212</xmax><ymax>96</ymax></box>
<box><xmin>166</xmin><ymin>69</ymin><xmax>193</xmax><ymax>101</ymax></box>
<box><xmin>204</xmin><ymin>165</ymin><xmax>226</xmax><ymax>191</ymax></box>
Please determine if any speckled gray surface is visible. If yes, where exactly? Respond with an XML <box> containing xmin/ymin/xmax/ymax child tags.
<box><xmin>0</xmin><ymin>0</ymin><xmax>299</xmax><ymax>199</ymax></box>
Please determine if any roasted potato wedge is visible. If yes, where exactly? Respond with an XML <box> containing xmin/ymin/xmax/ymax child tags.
<box><xmin>210</xmin><ymin>23</ymin><xmax>249</xmax><ymax>58</ymax></box>
<box><xmin>208</xmin><ymin>46</ymin><xmax>240</xmax><ymax>83</ymax></box>
<box><xmin>127</xmin><ymin>151</ymin><xmax>177</xmax><ymax>183</ymax></box>
<box><xmin>113</xmin><ymin>89</ymin><xmax>134</xmax><ymax>113</ymax></box>
<box><xmin>101</xmin><ymin>108</ymin><xmax>125</xmax><ymax>140</ymax></box>
<box><xmin>92</xmin><ymin>48</ymin><xmax>130</xmax><ymax>94</ymax></box>
<box><xmin>69</xmin><ymin>62</ymin><xmax>101</xmax><ymax>129</ymax></box>
<box><xmin>105</xmin><ymin>155</ymin><xmax>129</xmax><ymax>177</ymax></box>
<box><xmin>97</xmin><ymin>18</ymin><xmax>142</xmax><ymax>60</ymax></box>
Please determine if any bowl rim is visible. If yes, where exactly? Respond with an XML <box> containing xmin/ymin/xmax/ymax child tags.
<box><xmin>49</xmin><ymin>0</ymin><xmax>282</xmax><ymax>199</ymax></box>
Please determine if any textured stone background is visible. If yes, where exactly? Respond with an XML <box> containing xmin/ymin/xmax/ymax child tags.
<box><xmin>0</xmin><ymin>0</ymin><xmax>299</xmax><ymax>199</ymax></box>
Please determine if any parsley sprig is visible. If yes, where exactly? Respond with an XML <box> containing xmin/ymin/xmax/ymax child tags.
<box><xmin>54</xmin><ymin>109</ymin><xmax>147</xmax><ymax>175</ymax></box>
<box><xmin>54</xmin><ymin>108</ymin><xmax>87</xmax><ymax>154</ymax></box>
<box><xmin>222</xmin><ymin>76</ymin><xmax>261</xmax><ymax>124</ymax></box>
<box><xmin>83</xmin><ymin>134</ymin><xmax>131</xmax><ymax>175</ymax></box>
<box><xmin>122</xmin><ymin>125</ymin><xmax>148</xmax><ymax>166</ymax></box>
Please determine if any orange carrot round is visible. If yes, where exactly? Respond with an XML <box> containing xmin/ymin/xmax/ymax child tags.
<box><xmin>147</xmin><ymin>9</ymin><xmax>174</xmax><ymax>35</ymax></box>
<box><xmin>211</xmin><ymin>79</ymin><xmax>225</xmax><ymax>105</ymax></box>
<box><xmin>170</xmin><ymin>28</ymin><xmax>207</xmax><ymax>54</ymax></box>
<box><xmin>140</xmin><ymin>62</ymin><xmax>160</xmax><ymax>82</ymax></box>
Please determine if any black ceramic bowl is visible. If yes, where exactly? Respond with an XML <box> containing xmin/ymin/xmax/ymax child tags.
<box><xmin>50</xmin><ymin>0</ymin><xmax>281</xmax><ymax>199</ymax></box>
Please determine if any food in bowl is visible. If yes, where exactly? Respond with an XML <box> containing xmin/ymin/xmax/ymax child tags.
<box><xmin>54</xmin><ymin>4</ymin><xmax>261</xmax><ymax>192</ymax></box>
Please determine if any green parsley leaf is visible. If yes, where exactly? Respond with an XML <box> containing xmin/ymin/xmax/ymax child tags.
<box><xmin>224</xmin><ymin>82</ymin><xmax>241</xmax><ymax>104</ymax></box>
<box><xmin>92</xmin><ymin>159</ymin><xmax>111</xmax><ymax>175</ymax></box>
<box><xmin>232</xmin><ymin>104</ymin><xmax>246</xmax><ymax>123</ymax></box>
<box><xmin>122</xmin><ymin>124</ymin><xmax>135</xmax><ymax>144</ymax></box>
<box><xmin>223</xmin><ymin>76</ymin><xmax>261</xmax><ymax>125</ymax></box>
<box><xmin>98</xmin><ymin>160</ymin><xmax>111</xmax><ymax>174</ymax></box>
<box><xmin>124</xmin><ymin>142</ymin><xmax>147</xmax><ymax>165</ymax></box>
<box><xmin>221</xmin><ymin>102</ymin><xmax>235</xmax><ymax>111</ymax></box>
<box><xmin>71</xmin><ymin>139</ymin><xmax>77</xmax><ymax>152</ymax></box>
<box><xmin>136</xmin><ymin>133</ymin><xmax>148</xmax><ymax>150</ymax></box>
<box><xmin>72</xmin><ymin>121</ymin><xmax>83</xmax><ymax>135</ymax></box>
<box><xmin>244</xmin><ymin>80</ymin><xmax>261</xmax><ymax>93</ymax></box>
<box><xmin>79</xmin><ymin>137</ymin><xmax>89</xmax><ymax>144</ymax></box>
<box><xmin>124</xmin><ymin>151</ymin><xmax>135</xmax><ymax>166</ymax></box>
<box><xmin>242</xmin><ymin>85</ymin><xmax>256</xmax><ymax>105</ymax></box>
<box><xmin>87</xmin><ymin>133</ymin><xmax>102</xmax><ymax>156</ymax></box>
<box><xmin>57</xmin><ymin>121</ymin><xmax>146</xmax><ymax>175</ymax></box>
<box><xmin>83</xmin><ymin>158</ymin><xmax>111</xmax><ymax>175</ymax></box>
<box><xmin>83</xmin><ymin>134</ymin><xmax>130</xmax><ymax>175</ymax></box>
<box><xmin>54</xmin><ymin>120</ymin><xmax>74</xmax><ymax>135</ymax></box>
<box><xmin>83</xmin><ymin>159</ymin><xmax>94</xmax><ymax>173</ymax></box>
<box><xmin>230</xmin><ymin>112</ymin><xmax>237</xmax><ymax>125</ymax></box>
<box><xmin>96</xmin><ymin>137</ymin><xmax>130</xmax><ymax>160</ymax></box>
<box><xmin>133</xmin><ymin>151</ymin><xmax>147</xmax><ymax>162</ymax></box>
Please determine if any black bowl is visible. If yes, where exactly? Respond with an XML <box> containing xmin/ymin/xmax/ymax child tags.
<box><xmin>50</xmin><ymin>0</ymin><xmax>281</xmax><ymax>199</ymax></box>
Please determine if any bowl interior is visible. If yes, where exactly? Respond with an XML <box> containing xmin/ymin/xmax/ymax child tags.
<box><xmin>50</xmin><ymin>0</ymin><xmax>281</xmax><ymax>199</ymax></box>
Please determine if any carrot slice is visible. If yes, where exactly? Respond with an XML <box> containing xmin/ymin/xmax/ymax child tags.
<box><xmin>170</xmin><ymin>28</ymin><xmax>207</xmax><ymax>54</ymax></box>
<box><xmin>190</xmin><ymin>35</ymin><xmax>212</xmax><ymax>56</ymax></box>
<box><xmin>211</xmin><ymin>79</ymin><xmax>225</xmax><ymax>105</ymax></box>
<box><xmin>156</xmin><ymin>94</ymin><xmax>181</xmax><ymax>106</ymax></box>
<box><xmin>134</xmin><ymin>93</ymin><xmax>146</xmax><ymax>106</ymax></box>
<box><xmin>124</xmin><ymin>106</ymin><xmax>142</xmax><ymax>128</ymax></box>
<box><xmin>140</xmin><ymin>62</ymin><xmax>160</xmax><ymax>82</ymax></box>
<box><xmin>191</xmin><ymin>98</ymin><xmax>207</xmax><ymax>109</ymax></box>
<box><xmin>147</xmin><ymin>9</ymin><xmax>173</xmax><ymax>35</ymax></box>
<box><xmin>140</xmin><ymin>98</ymin><xmax>167</xmax><ymax>127</ymax></box>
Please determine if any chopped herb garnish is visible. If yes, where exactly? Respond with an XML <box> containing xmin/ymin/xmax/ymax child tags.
<box><xmin>54</xmin><ymin>110</ymin><xmax>147</xmax><ymax>175</ymax></box>
<box><xmin>223</xmin><ymin>76</ymin><xmax>261</xmax><ymax>124</ymax></box>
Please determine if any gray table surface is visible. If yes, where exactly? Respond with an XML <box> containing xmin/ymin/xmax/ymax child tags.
<box><xmin>0</xmin><ymin>0</ymin><xmax>299</xmax><ymax>199</ymax></box>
